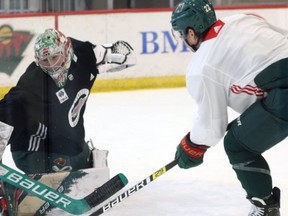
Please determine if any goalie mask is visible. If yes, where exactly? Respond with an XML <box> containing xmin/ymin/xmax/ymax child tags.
<box><xmin>34</xmin><ymin>29</ymin><xmax>74</xmax><ymax>87</ymax></box>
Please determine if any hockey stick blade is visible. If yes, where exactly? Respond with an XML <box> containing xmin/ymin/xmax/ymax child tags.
<box><xmin>89</xmin><ymin>159</ymin><xmax>178</xmax><ymax>216</ymax></box>
<box><xmin>0</xmin><ymin>163</ymin><xmax>128</xmax><ymax>215</ymax></box>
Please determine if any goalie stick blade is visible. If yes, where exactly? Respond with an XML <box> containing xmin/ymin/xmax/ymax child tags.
<box><xmin>89</xmin><ymin>159</ymin><xmax>178</xmax><ymax>216</ymax></box>
<box><xmin>33</xmin><ymin>173</ymin><xmax>128</xmax><ymax>216</ymax></box>
<box><xmin>0</xmin><ymin>163</ymin><xmax>128</xmax><ymax>215</ymax></box>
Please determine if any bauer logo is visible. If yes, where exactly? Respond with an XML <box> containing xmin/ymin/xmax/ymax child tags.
<box><xmin>1</xmin><ymin>166</ymin><xmax>72</xmax><ymax>209</ymax></box>
<box><xmin>140</xmin><ymin>31</ymin><xmax>189</xmax><ymax>54</ymax></box>
<box><xmin>103</xmin><ymin>179</ymin><xmax>148</xmax><ymax>213</ymax></box>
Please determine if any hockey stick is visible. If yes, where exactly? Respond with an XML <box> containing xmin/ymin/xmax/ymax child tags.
<box><xmin>89</xmin><ymin>159</ymin><xmax>178</xmax><ymax>216</ymax></box>
<box><xmin>0</xmin><ymin>163</ymin><xmax>128</xmax><ymax>215</ymax></box>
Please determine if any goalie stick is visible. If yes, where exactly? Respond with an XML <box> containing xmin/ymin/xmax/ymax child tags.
<box><xmin>0</xmin><ymin>163</ymin><xmax>128</xmax><ymax>215</ymax></box>
<box><xmin>89</xmin><ymin>159</ymin><xmax>178</xmax><ymax>216</ymax></box>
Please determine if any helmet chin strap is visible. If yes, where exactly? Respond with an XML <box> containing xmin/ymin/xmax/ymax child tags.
<box><xmin>190</xmin><ymin>44</ymin><xmax>198</xmax><ymax>52</ymax></box>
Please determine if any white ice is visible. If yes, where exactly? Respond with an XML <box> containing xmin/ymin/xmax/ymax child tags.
<box><xmin>3</xmin><ymin>88</ymin><xmax>288</xmax><ymax>216</ymax></box>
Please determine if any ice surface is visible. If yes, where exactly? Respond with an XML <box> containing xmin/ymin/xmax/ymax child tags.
<box><xmin>3</xmin><ymin>88</ymin><xmax>287</xmax><ymax>216</ymax></box>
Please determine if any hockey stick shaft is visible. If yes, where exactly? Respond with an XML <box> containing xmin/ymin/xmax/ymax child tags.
<box><xmin>89</xmin><ymin>159</ymin><xmax>178</xmax><ymax>216</ymax></box>
<box><xmin>0</xmin><ymin>163</ymin><xmax>127</xmax><ymax>215</ymax></box>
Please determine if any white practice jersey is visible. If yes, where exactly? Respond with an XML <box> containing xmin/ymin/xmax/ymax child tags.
<box><xmin>187</xmin><ymin>14</ymin><xmax>288</xmax><ymax>146</ymax></box>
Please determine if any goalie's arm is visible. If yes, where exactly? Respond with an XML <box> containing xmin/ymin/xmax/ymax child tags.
<box><xmin>94</xmin><ymin>40</ymin><xmax>136</xmax><ymax>73</ymax></box>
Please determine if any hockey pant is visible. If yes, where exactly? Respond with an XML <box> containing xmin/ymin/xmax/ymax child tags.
<box><xmin>224</xmin><ymin>58</ymin><xmax>288</xmax><ymax>199</ymax></box>
<box><xmin>12</xmin><ymin>141</ymin><xmax>93</xmax><ymax>174</ymax></box>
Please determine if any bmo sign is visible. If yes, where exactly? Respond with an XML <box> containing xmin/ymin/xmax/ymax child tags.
<box><xmin>140</xmin><ymin>31</ymin><xmax>189</xmax><ymax>54</ymax></box>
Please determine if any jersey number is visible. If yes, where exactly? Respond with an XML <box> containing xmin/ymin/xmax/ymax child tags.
<box><xmin>204</xmin><ymin>4</ymin><xmax>211</xmax><ymax>13</ymax></box>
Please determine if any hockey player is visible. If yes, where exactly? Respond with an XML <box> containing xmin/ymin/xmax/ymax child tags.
<box><xmin>0</xmin><ymin>28</ymin><xmax>135</xmax><ymax>174</ymax></box>
<box><xmin>0</xmin><ymin>28</ymin><xmax>135</xmax><ymax>214</ymax></box>
<box><xmin>171</xmin><ymin>0</ymin><xmax>288</xmax><ymax>215</ymax></box>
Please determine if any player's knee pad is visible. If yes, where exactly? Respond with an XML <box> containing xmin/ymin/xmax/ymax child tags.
<box><xmin>224</xmin><ymin>129</ymin><xmax>259</xmax><ymax>165</ymax></box>
<box><xmin>228</xmin><ymin>99</ymin><xmax>288</xmax><ymax>154</ymax></box>
<box><xmin>224</xmin><ymin>130</ymin><xmax>271</xmax><ymax>181</ymax></box>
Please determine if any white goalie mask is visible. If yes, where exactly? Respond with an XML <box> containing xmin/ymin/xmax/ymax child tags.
<box><xmin>34</xmin><ymin>29</ymin><xmax>74</xmax><ymax>87</ymax></box>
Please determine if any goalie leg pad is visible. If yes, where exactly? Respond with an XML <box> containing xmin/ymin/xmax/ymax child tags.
<box><xmin>7</xmin><ymin>167</ymin><xmax>110</xmax><ymax>215</ymax></box>
<box><xmin>92</xmin><ymin>148</ymin><xmax>109</xmax><ymax>168</ymax></box>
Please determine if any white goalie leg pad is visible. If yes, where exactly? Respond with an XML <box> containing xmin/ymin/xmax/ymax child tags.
<box><xmin>92</xmin><ymin>148</ymin><xmax>109</xmax><ymax>168</ymax></box>
<box><xmin>15</xmin><ymin>139</ymin><xmax>111</xmax><ymax>215</ymax></box>
<box><xmin>0</xmin><ymin>121</ymin><xmax>14</xmax><ymax>161</ymax></box>
<box><xmin>17</xmin><ymin>164</ymin><xmax>110</xmax><ymax>215</ymax></box>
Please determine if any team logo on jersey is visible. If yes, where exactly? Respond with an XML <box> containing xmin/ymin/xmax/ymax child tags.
<box><xmin>68</xmin><ymin>88</ymin><xmax>89</xmax><ymax>127</ymax></box>
<box><xmin>54</xmin><ymin>157</ymin><xmax>67</xmax><ymax>166</ymax></box>
<box><xmin>56</xmin><ymin>88</ymin><xmax>69</xmax><ymax>104</ymax></box>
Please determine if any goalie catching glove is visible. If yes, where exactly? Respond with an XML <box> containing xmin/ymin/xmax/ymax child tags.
<box><xmin>176</xmin><ymin>132</ymin><xmax>209</xmax><ymax>169</ymax></box>
<box><xmin>95</xmin><ymin>40</ymin><xmax>136</xmax><ymax>73</ymax></box>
